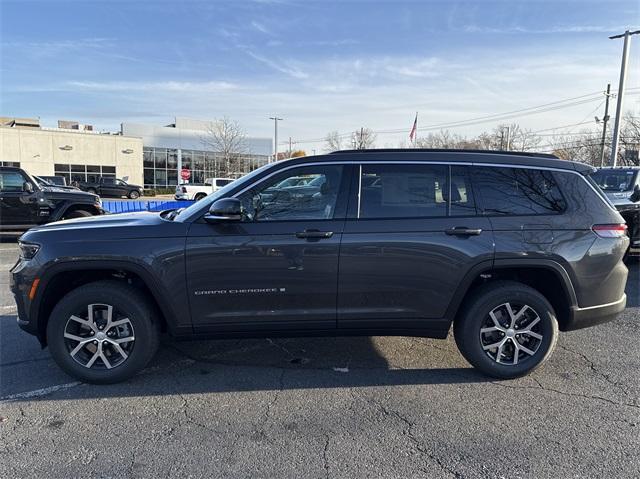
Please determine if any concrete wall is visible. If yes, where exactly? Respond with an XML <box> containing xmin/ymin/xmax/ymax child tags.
<box><xmin>0</xmin><ymin>127</ymin><xmax>143</xmax><ymax>185</ymax></box>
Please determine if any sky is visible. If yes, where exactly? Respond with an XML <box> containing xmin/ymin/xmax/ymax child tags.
<box><xmin>1</xmin><ymin>0</ymin><xmax>639</xmax><ymax>152</ymax></box>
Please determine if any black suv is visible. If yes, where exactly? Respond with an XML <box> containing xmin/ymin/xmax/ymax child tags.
<box><xmin>11</xmin><ymin>150</ymin><xmax>629</xmax><ymax>383</ymax></box>
<box><xmin>1</xmin><ymin>166</ymin><xmax>103</xmax><ymax>232</ymax></box>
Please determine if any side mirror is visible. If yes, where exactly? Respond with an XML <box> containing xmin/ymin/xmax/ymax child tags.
<box><xmin>23</xmin><ymin>182</ymin><xmax>34</xmax><ymax>194</ymax></box>
<box><xmin>204</xmin><ymin>198</ymin><xmax>242</xmax><ymax>223</ymax></box>
<box><xmin>630</xmin><ymin>184</ymin><xmax>640</xmax><ymax>203</ymax></box>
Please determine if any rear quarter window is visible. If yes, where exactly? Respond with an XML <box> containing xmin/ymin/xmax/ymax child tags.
<box><xmin>471</xmin><ymin>166</ymin><xmax>567</xmax><ymax>216</ymax></box>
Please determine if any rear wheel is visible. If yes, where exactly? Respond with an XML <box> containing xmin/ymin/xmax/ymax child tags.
<box><xmin>86</xmin><ymin>188</ymin><xmax>97</xmax><ymax>194</ymax></box>
<box><xmin>47</xmin><ymin>281</ymin><xmax>160</xmax><ymax>384</ymax></box>
<box><xmin>454</xmin><ymin>281</ymin><xmax>558</xmax><ymax>379</ymax></box>
<box><xmin>63</xmin><ymin>209</ymin><xmax>93</xmax><ymax>220</ymax></box>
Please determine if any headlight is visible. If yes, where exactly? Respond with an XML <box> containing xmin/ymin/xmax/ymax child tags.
<box><xmin>19</xmin><ymin>241</ymin><xmax>40</xmax><ymax>260</ymax></box>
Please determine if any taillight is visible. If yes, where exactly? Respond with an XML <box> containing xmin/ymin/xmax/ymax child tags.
<box><xmin>181</xmin><ymin>186</ymin><xmax>187</xmax><ymax>193</ymax></box>
<box><xmin>592</xmin><ymin>224</ymin><xmax>627</xmax><ymax>238</ymax></box>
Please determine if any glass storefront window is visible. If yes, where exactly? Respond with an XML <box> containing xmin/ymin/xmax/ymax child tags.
<box><xmin>167</xmin><ymin>149</ymin><xmax>178</xmax><ymax>169</ymax></box>
<box><xmin>154</xmin><ymin>149</ymin><xmax>167</xmax><ymax>169</ymax></box>
<box><xmin>143</xmin><ymin>148</ymin><xmax>154</xmax><ymax>168</ymax></box>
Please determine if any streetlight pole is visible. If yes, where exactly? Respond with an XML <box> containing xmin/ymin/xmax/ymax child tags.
<box><xmin>599</xmin><ymin>83</ymin><xmax>612</xmax><ymax>167</ymax></box>
<box><xmin>609</xmin><ymin>29</ymin><xmax>640</xmax><ymax>167</ymax></box>
<box><xmin>269</xmin><ymin>116</ymin><xmax>283</xmax><ymax>162</ymax></box>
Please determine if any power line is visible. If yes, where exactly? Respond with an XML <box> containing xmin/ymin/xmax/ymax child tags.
<box><xmin>288</xmin><ymin>88</ymin><xmax>640</xmax><ymax>145</ymax></box>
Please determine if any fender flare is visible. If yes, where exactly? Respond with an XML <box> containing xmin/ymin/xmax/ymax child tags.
<box><xmin>444</xmin><ymin>258</ymin><xmax>578</xmax><ymax>322</ymax></box>
<box><xmin>32</xmin><ymin>259</ymin><xmax>183</xmax><ymax>339</ymax></box>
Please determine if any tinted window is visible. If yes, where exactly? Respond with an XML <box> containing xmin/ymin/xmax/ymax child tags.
<box><xmin>102</xmin><ymin>177</ymin><xmax>115</xmax><ymax>185</ymax></box>
<box><xmin>0</xmin><ymin>171</ymin><xmax>26</xmax><ymax>192</ymax></box>
<box><xmin>359</xmin><ymin>164</ymin><xmax>447</xmax><ymax>218</ymax></box>
<box><xmin>238</xmin><ymin>165</ymin><xmax>343</xmax><ymax>221</ymax></box>
<box><xmin>449</xmin><ymin>166</ymin><xmax>476</xmax><ymax>216</ymax></box>
<box><xmin>216</xmin><ymin>179</ymin><xmax>232</xmax><ymax>187</ymax></box>
<box><xmin>472</xmin><ymin>167</ymin><xmax>566</xmax><ymax>215</ymax></box>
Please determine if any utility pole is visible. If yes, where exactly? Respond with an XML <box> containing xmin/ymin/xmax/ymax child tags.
<box><xmin>500</xmin><ymin>126</ymin><xmax>511</xmax><ymax>150</ymax></box>
<box><xmin>269</xmin><ymin>116</ymin><xmax>283</xmax><ymax>162</ymax></box>
<box><xmin>599</xmin><ymin>83</ymin><xmax>612</xmax><ymax>167</ymax></box>
<box><xmin>359</xmin><ymin>127</ymin><xmax>364</xmax><ymax>150</ymax></box>
<box><xmin>609</xmin><ymin>30</ymin><xmax>640</xmax><ymax>167</ymax></box>
<box><xmin>288</xmin><ymin>137</ymin><xmax>293</xmax><ymax>158</ymax></box>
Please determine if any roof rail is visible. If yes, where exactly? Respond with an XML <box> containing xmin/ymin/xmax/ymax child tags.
<box><xmin>329</xmin><ymin>148</ymin><xmax>559</xmax><ymax>159</ymax></box>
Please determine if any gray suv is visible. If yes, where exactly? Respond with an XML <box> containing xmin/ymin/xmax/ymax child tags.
<box><xmin>11</xmin><ymin>149</ymin><xmax>629</xmax><ymax>384</ymax></box>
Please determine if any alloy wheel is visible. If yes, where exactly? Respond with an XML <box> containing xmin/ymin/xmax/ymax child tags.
<box><xmin>479</xmin><ymin>302</ymin><xmax>543</xmax><ymax>365</ymax></box>
<box><xmin>63</xmin><ymin>303</ymin><xmax>135</xmax><ymax>369</ymax></box>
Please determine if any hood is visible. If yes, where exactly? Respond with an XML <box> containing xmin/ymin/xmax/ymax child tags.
<box><xmin>42</xmin><ymin>188</ymin><xmax>99</xmax><ymax>202</ymax></box>
<box><xmin>21</xmin><ymin>210</ymin><xmax>188</xmax><ymax>242</ymax></box>
<box><xmin>605</xmin><ymin>190</ymin><xmax>639</xmax><ymax>208</ymax></box>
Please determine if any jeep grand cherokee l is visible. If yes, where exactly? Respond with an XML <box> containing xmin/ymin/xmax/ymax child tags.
<box><xmin>11</xmin><ymin>150</ymin><xmax>629</xmax><ymax>384</ymax></box>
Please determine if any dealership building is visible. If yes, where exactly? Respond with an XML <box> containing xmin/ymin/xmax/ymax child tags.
<box><xmin>0</xmin><ymin>116</ymin><xmax>272</xmax><ymax>189</ymax></box>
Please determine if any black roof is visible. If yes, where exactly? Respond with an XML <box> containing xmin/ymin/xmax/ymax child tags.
<box><xmin>330</xmin><ymin>148</ymin><xmax>560</xmax><ymax>159</ymax></box>
<box><xmin>295</xmin><ymin>148</ymin><xmax>593</xmax><ymax>173</ymax></box>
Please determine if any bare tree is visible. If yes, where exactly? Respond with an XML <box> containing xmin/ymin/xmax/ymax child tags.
<box><xmin>202</xmin><ymin>117</ymin><xmax>248</xmax><ymax>177</ymax></box>
<box><xmin>352</xmin><ymin>128</ymin><xmax>377</xmax><ymax>150</ymax></box>
<box><xmin>324</xmin><ymin>131</ymin><xmax>344</xmax><ymax>152</ymax></box>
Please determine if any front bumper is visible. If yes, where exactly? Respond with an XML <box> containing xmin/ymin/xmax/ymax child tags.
<box><xmin>565</xmin><ymin>294</ymin><xmax>627</xmax><ymax>331</ymax></box>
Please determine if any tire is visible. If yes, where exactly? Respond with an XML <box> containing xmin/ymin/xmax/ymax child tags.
<box><xmin>454</xmin><ymin>281</ymin><xmax>559</xmax><ymax>379</ymax></box>
<box><xmin>63</xmin><ymin>209</ymin><xmax>93</xmax><ymax>220</ymax></box>
<box><xmin>128</xmin><ymin>190</ymin><xmax>140</xmax><ymax>199</ymax></box>
<box><xmin>46</xmin><ymin>280</ymin><xmax>160</xmax><ymax>384</ymax></box>
<box><xmin>86</xmin><ymin>188</ymin><xmax>97</xmax><ymax>194</ymax></box>
<box><xmin>194</xmin><ymin>193</ymin><xmax>206</xmax><ymax>201</ymax></box>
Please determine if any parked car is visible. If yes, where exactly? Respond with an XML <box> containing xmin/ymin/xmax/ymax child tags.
<box><xmin>79</xmin><ymin>176</ymin><xmax>143</xmax><ymax>199</ymax></box>
<box><xmin>175</xmin><ymin>177</ymin><xmax>234</xmax><ymax>201</ymax></box>
<box><xmin>12</xmin><ymin>149</ymin><xmax>629</xmax><ymax>384</ymax></box>
<box><xmin>591</xmin><ymin>167</ymin><xmax>640</xmax><ymax>250</ymax></box>
<box><xmin>34</xmin><ymin>176</ymin><xmax>80</xmax><ymax>191</ymax></box>
<box><xmin>1</xmin><ymin>166</ymin><xmax>103</xmax><ymax>232</ymax></box>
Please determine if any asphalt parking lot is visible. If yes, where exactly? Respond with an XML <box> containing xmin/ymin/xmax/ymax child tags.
<box><xmin>1</xmin><ymin>241</ymin><xmax>639</xmax><ymax>478</ymax></box>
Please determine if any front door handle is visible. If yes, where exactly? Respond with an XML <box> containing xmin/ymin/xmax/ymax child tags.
<box><xmin>445</xmin><ymin>227</ymin><xmax>482</xmax><ymax>236</ymax></box>
<box><xmin>295</xmin><ymin>230</ymin><xmax>334</xmax><ymax>239</ymax></box>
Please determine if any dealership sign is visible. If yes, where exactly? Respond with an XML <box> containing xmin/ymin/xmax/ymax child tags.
<box><xmin>180</xmin><ymin>168</ymin><xmax>191</xmax><ymax>181</ymax></box>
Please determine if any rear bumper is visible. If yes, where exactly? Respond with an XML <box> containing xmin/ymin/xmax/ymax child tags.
<box><xmin>565</xmin><ymin>294</ymin><xmax>627</xmax><ymax>331</ymax></box>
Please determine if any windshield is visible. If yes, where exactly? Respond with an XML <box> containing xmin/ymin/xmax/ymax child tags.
<box><xmin>174</xmin><ymin>162</ymin><xmax>275</xmax><ymax>222</ymax></box>
<box><xmin>590</xmin><ymin>169</ymin><xmax>638</xmax><ymax>192</ymax></box>
<box><xmin>34</xmin><ymin>176</ymin><xmax>52</xmax><ymax>186</ymax></box>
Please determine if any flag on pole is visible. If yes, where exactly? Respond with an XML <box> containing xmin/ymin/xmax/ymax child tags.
<box><xmin>409</xmin><ymin>112</ymin><xmax>418</xmax><ymax>144</ymax></box>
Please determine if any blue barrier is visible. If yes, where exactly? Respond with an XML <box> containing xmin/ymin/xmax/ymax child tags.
<box><xmin>101</xmin><ymin>200</ymin><xmax>194</xmax><ymax>214</ymax></box>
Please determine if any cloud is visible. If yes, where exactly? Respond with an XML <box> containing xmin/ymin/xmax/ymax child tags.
<box><xmin>243</xmin><ymin>49</ymin><xmax>309</xmax><ymax>79</ymax></box>
<box><xmin>250</xmin><ymin>20</ymin><xmax>272</xmax><ymax>35</ymax></box>
<box><xmin>462</xmin><ymin>24</ymin><xmax>629</xmax><ymax>34</ymax></box>
<box><xmin>10</xmin><ymin>80</ymin><xmax>239</xmax><ymax>94</ymax></box>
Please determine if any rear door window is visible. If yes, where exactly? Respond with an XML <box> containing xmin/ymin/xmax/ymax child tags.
<box><xmin>359</xmin><ymin>164</ymin><xmax>448</xmax><ymax>218</ymax></box>
<box><xmin>471</xmin><ymin>166</ymin><xmax>566</xmax><ymax>215</ymax></box>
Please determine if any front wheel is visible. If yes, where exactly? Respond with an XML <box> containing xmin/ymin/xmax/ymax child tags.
<box><xmin>454</xmin><ymin>281</ymin><xmax>558</xmax><ymax>379</ymax></box>
<box><xmin>128</xmin><ymin>190</ymin><xmax>140</xmax><ymax>199</ymax></box>
<box><xmin>194</xmin><ymin>192</ymin><xmax>207</xmax><ymax>201</ymax></box>
<box><xmin>63</xmin><ymin>209</ymin><xmax>93</xmax><ymax>220</ymax></box>
<box><xmin>47</xmin><ymin>281</ymin><xmax>160</xmax><ymax>384</ymax></box>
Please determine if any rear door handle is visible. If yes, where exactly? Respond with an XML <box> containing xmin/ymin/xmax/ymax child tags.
<box><xmin>295</xmin><ymin>230</ymin><xmax>334</xmax><ymax>239</ymax></box>
<box><xmin>445</xmin><ymin>227</ymin><xmax>482</xmax><ymax>236</ymax></box>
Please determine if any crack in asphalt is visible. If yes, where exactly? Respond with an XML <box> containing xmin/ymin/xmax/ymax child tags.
<box><xmin>491</xmin><ymin>377</ymin><xmax>639</xmax><ymax>409</ymax></box>
<box><xmin>322</xmin><ymin>434</ymin><xmax>330</xmax><ymax>479</ymax></box>
<box><xmin>557</xmin><ymin>344</ymin><xmax>630</xmax><ymax>395</ymax></box>
<box><xmin>350</xmin><ymin>390</ymin><xmax>463</xmax><ymax>478</ymax></box>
